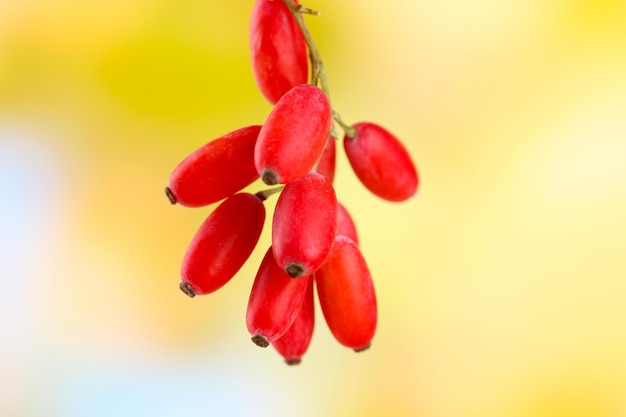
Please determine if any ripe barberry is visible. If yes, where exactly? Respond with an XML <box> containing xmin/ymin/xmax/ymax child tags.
<box><xmin>316</xmin><ymin>133</ymin><xmax>337</xmax><ymax>183</ymax></box>
<box><xmin>254</xmin><ymin>84</ymin><xmax>332</xmax><ymax>185</ymax></box>
<box><xmin>271</xmin><ymin>276</ymin><xmax>315</xmax><ymax>365</ymax></box>
<box><xmin>246</xmin><ymin>246</ymin><xmax>311</xmax><ymax>348</ymax></box>
<box><xmin>336</xmin><ymin>202</ymin><xmax>359</xmax><ymax>244</ymax></box>
<box><xmin>272</xmin><ymin>171</ymin><xmax>337</xmax><ymax>278</ymax></box>
<box><xmin>250</xmin><ymin>0</ymin><xmax>308</xmax><ymax>104</ymax></box>
<box><xmin>166</xmin><ymin>125</ymin><xmax>261</xmax><ymax>207</ymax></box>
<box><xmin>344</xmin><ymin>122</ymin><xmax>419</xmax><ymax>202</ymax></box>
<box><xmin>315</xmin><ymin>235</ymin><xmax>377</xmax><ymax>351</ymax></box>
<box><xmin>179</xmin><ymin>193</ymin><xmax>265</xmax><ymax>297</ymax></box>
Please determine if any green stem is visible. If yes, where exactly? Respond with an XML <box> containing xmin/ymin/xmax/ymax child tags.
<box><xmin>281</xmin><ymin>0</ymin><xmax>327</xmax><ymax>95</ymax></box>
<box><xmin>332</xmin><ymin>111</ymin><xmax>356</xmax><ymax>138</ymax></box>
<box><xmin>281</xmin><ymin>0</ymin><xmax>356</xmax><ymax>138</ymax></box>
<box><xmin>255</xmin><ymin>186</ymin><xmax>285</xmax><ymax>201</ymax></box>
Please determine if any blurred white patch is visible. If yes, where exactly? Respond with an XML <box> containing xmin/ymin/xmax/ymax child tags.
<box><xmin>52</xmin><ymin>356</ymin><xmax>306</xmax><ymax>417</ymax></box>
<box><xmin>0</xmin><ymin>126</ymin><xmax>70</xmax><ymax>415</ymax></box>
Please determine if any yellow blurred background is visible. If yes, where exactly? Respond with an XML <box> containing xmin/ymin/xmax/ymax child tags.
<box><xmin>1</xmin><ymin>0</ymin><xmax>626</xmax><ymax>416</ymax></box>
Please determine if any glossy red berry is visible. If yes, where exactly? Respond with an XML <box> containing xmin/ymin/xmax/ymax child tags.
<box><xmin>247</xmin><ymin>246</ymin><xmax>311</xmax><ymax>348</ymax></box>
<box><xmin>250</xmin><ymin>0</ymin><xmax>308</xmax><ymax>104</ymax></box>
<box><xmin>344</xmin><ymin>122</ymin><xmax>418</xmax><ymax>202</ymax></box>
<box><xmin>315</xmin><ymin>235</ymin><xmax>377</xmax><ymax>351</ymax></box>
<box><xmin>179</xmin><ymin>193</ymin><xmax>265</xmax><ymax>297</ymax></box>
<box><xmin>336</xmin><ymin>202</ymin><xmax>358</xmax><ymax>244</ymax></box>
<box><xmin>166</xmin><ymin>125</ymin><xmax>261</xmax><ymax>207</ymax></box>
<box><xmin>316</xmin><ymin>133</ymin><xmax>337</xmax><ymax>183</ymax></box>
<box><xmin>255</xmin><ymin>84</ymin><xmax>332</xmax><ymax>185</ymax></box>
<box><xmin>272</xmin><ymin>172</ymin><xmax>337</xmax><ymax>278</ymax></box>
<box><xmin>271</xmin><ymin>275</ymin><xmax>315</xmax><ymax>365</ymax></box>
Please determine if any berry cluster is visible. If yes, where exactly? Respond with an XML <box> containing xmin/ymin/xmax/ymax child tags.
<box><xmin>165</xmin><ymin>0</ymin><xmax>418</xmax><ymax>365</ymax></box>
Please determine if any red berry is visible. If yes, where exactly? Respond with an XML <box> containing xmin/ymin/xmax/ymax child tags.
<box><xmin>272</xmin><ymin>172</ymin><xmax>337</xmax><ymax>278</ymax></box>
<box><xmin>179</xmin><ymin>193</ymin><xmax>265</xmax><ymax>297</ymax></box>
<box><xmin>316</xmin><ymin>133</ymin><xmax>337</xmax><ymax>183</ymax></box>
<box><xmin>250</xmin><ymin>0</ymin><xmax>308</xmax><ymax>104</ymax></box>
<box><xmin>255</xmin><ymin>84</ymin><xmax>332</xmax><ymax>185</ymax></box>
<box><xmin>344</xmin><ymin>122</ymin><xmax>418</xmax><ymax>202</ymax></box>
<box><xmin>315</xmin><ymin>235</ymin><xmax>377</xmax><ymax>351</ymax></box>
<box><xmin>271</xmin><ymin>275</ymin><xmax>315</xmax><ymax>365</ymax></box>
<box><xmin>166</xmin><ymin>125</ymin><xmax>261</xmax><ymax>207</ymax></box>
<box><xmin>336</xmin><ymin>202</ymin><xmax>358</xmax><ymax>244</ymax></box>
<box><xmin>247</xmin><ymin>247</ymin><xmax>311</xmax><ymax>348</ymax></box>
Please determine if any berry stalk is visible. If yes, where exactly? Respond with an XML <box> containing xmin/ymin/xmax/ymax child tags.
<box><xmin>281</xmin><ymin>0</ymin><xmax>356</xmax><ymax>138</ymax></box>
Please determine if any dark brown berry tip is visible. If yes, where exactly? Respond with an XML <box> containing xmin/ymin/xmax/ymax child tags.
<box><xmin>285</xmin><ymin>358</ymin><xmax>302</xmax><ymax>366</ymax></box>
<box><xmin>179</xmin><ymin>282</ymin><xmax>196</xmax><ymax>298</ymax></box>
<box><xmin>285</xmin><ymin>262</ymin><xmax>306</xmax><ymax>278</ymax></box>
<box><xmin>261</xmin><ymin>169</ymin><xmax>280</xmax><ymax>186</ymax></box>
<box><xmin>353</xmin><ymin>343</ymin><xmax>371</xmax><ymax>353</ymax></box>
<box><xmin>165</xmin><ymin>186</ymin><xmax>177</xmax><ymax>204</ymax></box>
<box><xmin>251</xmin><ymin>334</ymin><xmax>270</xmax><ymax>348</ymax></box>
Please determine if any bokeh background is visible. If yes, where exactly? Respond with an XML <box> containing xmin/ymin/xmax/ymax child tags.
<box><xmin>2</xmin><ymin>0</ymin><xmax>626</xmax><ymax>416</ymax></box>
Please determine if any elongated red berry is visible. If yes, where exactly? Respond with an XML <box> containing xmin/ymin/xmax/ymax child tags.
<box><xmin>344</xmin><ymin>122</ymin><xmax>418</xmax><ymax>202</ymax></box>
<box><xmin>255</xmin><ymin>84</ymin><xmax>332</xmax><ymax>185</ymax></box>
<box><xmin>316</xmin><ymin>133</ymin><xmax>337</xmax><ymax>183</ymax></box>
<box><xmin>247</xmin><ymin>247</ymin><xmax>311</xmax><ymax>347</ymax></box>
<box><xmin>272</xmin><ymin>172</ymin><xmax>337</xmax><ymax>278</ymax></box>
<box><xmin>250</xmin><ymin>0</ymin><xmax>308</xmax><ymax>104</ymax></box>
<box><xmin>179</xmin><ymin>193</ymin><xmax>265</xmax><ymax>297</ymax></box>
<box><xmin>166</xmin><ymin>125</ymin><xmax>261</xmax><ymax>207</ymax></box>
<box><xmin>271</xmin><ymin>275</ymin><xmax>315</xmax><ymax>365</ymax></box>
<box><xmin>315</xmin><ymin>235</ymin><xmax>377</xmax><ymax>351</ymax></box>
<box><xmin>336</xmin><ymin>202</ymin><xmax>358</xmax><ymax>244</ymax></box>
